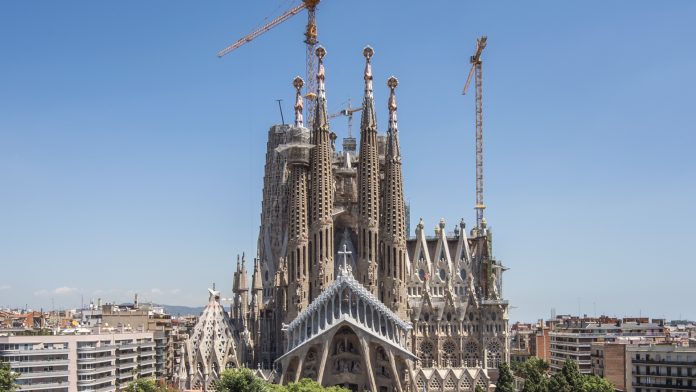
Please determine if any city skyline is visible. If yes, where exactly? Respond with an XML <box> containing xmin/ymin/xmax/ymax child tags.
<box><xmin>1</xmin><ymin>1</ymin><xmax>695</xmax><ymax>321</ymax></box>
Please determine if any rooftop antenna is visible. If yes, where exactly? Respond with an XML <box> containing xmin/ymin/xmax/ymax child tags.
<box><xmin>276</xmin><ymin>99</ymin><xmax>286</xmax><ymax>125</ymax></box>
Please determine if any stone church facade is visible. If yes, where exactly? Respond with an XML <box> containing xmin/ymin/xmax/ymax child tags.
<box><xmin>178</xmin><ymin>45</ymin><xmax>509</xmax><ymax>391</ymax></box>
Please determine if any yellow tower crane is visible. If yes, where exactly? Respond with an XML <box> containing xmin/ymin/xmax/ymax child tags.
<box><xmin>462</xmin><ymin>36</ymin><xmax>487</xmax><ymax>229</ymax></box>
<box><xmin>217</xmin><ymin>0</ymin><xmax>322</xmax><ymax>128</ymax></box>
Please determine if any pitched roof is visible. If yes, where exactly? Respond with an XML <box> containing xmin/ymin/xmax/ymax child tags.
<box><xmin>278</xmin><ymin>259</ymin><xmax>415</xmax><ymax>362</ymax></box>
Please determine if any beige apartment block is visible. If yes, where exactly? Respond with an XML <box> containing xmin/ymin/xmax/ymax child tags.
<box><xmin>625</xmin><ymin>344</ymin><xmax>696</xmax><ymax>392</ymax></box>
<box><xmin>0</xmin><ymin>331</ymin><xmax>160</xmax><ymax>392</ymax></box>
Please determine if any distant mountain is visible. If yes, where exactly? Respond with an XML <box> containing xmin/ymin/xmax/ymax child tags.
<box><xmin>160</xmin><ymin>304</ymin><xmax>205</xmax><ymax>316</ymax></box>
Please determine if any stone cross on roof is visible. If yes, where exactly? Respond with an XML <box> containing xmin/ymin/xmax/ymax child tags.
<box><xmin>338</xmin><ymin>243</ymin><xmax>352</xmax><ymax>277</ymax></box>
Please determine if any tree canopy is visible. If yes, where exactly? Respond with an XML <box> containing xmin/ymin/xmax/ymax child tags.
<box><xmin>214</xmin><ymin>369</ymin><xmax>269</xmax><ymax>392</ymax></box>
<box><xmin>123</xmin><ymin>378</ymin><xmax>176</xmax><ymax>392</ymax></box>
<box><xmin>581</xmin><ymin>375</ymin><xmax>614</xmax><ymax>392</ymax></box>
<box><xmin>494</xmin><ymin>362</ymin><xmax>515</xmax><ymax>392</ymax></box>
<box><xmin>214</xmin><ymin>369</ymin><xmax>349</xmax><ymax>392</ymax></box>
<box><xmin>0</xmin><ymin>362</ymin><xmax>19</xmax><ymax>392</ymax></box>
<box><xmin>284</xmin><ymin>378</ymin><xmax>349</xmax><ymax>392</ymax></box>
<box><xmin>514</xmin><ymin>358</ymin><xmax>614</xmax><ymax>392</ymax></box>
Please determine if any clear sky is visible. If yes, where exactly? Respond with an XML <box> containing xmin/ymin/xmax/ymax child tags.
<box><xmin>1</xmin><ymin>1</ymin><xmax>694</xmax><ymax>322</ymax></box>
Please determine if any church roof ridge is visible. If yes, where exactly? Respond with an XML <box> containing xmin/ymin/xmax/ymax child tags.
<box><xmin>283</xmin><ymin>266</ymin><xmax>412</xmax><ymax>332</ymax></box>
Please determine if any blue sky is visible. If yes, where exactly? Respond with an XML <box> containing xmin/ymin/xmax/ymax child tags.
<box><xmin>0</xmin><ymin>1</ymin><xmax>694</xmax><ymax>322</ymax></box>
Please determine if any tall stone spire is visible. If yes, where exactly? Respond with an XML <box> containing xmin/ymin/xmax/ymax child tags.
<box><xmin>233</xmin><ymin>253</ymin><xmax>249</xmax><ymax>330</ymax></box>
<box><xmin>249</xmin><ymin>254</ymin><xmax>263</xmax><ymax>363</ymax></box>
<box><xmin>381</xmin><ymin>76</ymin><xmax>409</xmax><ymax>319</ymax></box>
<box><xmin>308</xmin><ymin>46</ymin><xmax>334</xmax><ymax>301</ymax></box>
<box><xmin>278</xmin><ymin>76</ymin><xmax>312</xmax><ymax>322</ymax></box>
<box><xmin>357</xmin><ymin>46</ymin><xmax>380</xmax><ymax>295</ymax></box>
<box><xmin>251</xmin><ymin>254</ymin><xmax>263</xmax><ymax>303</ymax></box>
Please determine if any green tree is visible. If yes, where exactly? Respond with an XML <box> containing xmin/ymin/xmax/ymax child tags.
<box><xmin>214</xmin><ymin>368</ymin><xmax>270</xmax><ymax>392</ymax></box>
<box><xmin>515</xmin><ymin>357</ymin><xmax>549</xmax><ymax>392</ymax></box>
<box><xmin>475</xmin><ymin>385</ymin><xmax>485</xmax><ymax>392</ymax></box>
<box><xmin>549</xmin><ymin>360</ymin><xmax>584</xmax><ymax>392</ymax></box>
<box><xmin>285</xmin><ymin>378</ymin><xmax>348</xmax><ymax>392</ymax></box>
<box><xmin>123</xmin><ymin>378</ymin><xmax>174</xmax><ymax>392</ymax></box>
<box><xmin>495</xmin><ymin>362</ymin><xmax>515</xmax><ymax>392</ymax></box>
<box><xmin>518</xmin><ymin>357</ymin><xmax>549</xmax><ymax>377</ymax></box>
<box><xmin>0</xmin><ymin>361</ymin><xmax>19</xmax><ymax>392</ymax></box>
<box><xmin>582</xmin><ymin>375</ymin><xmax>614</xmax><ymax>392</ymax></box>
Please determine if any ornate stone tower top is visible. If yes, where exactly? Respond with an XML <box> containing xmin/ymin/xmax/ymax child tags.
<box><xmin>314</xmin><ymin>46</ymin><xmax>329</xmax><ymax>133</ymax></box>
<box><xmin>360</xmin><ymin>46</ymin><xmax>376</xmax><ymax>131</ymax></box>
<box><xmin>386</xmin><ymin>76</ymin><xmax>401</xmax><ymax>161</ymax></box>
<box><xmin>293</xmin><ymin>76</ymin><xmax>304</xmax><ymax>127</ymax></box>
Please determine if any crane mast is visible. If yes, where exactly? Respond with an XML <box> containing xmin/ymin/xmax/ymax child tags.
<box><xmin>217</xmin><ymin>0</ymin><xmax>322</xmax><ymax>129</ymax></box>
<box><xmin>328</xmin><ymin>99</ymin><xmax>362</xmax><ymax>138</ymax></box>
<box><xmin>303</xmin><ymin>1</ymin><xmax>320</xmax><ymax>129</ymax></box>
<box><xmin>463</xmin><ymin>36</ymin><xmax>487</xmax><ymax>228</ymax></box>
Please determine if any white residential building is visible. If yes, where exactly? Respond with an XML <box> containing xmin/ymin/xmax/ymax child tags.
<box><xmin>0</xmin><ymin>331</ymin><xmax>159</xmax><ymax>392</ymax></box>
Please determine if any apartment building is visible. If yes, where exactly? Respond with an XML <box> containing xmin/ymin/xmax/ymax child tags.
<box><xmin>550</xmin><ymin>316</ymin><xmax>667</xmax><ymax>374</ymax></box>
<box><xmin>0</xmin><ymin>331</ymin><xmax>160</xmax><ymax>392</ymax></box>
<box><xmin>625</xmin><ymin>344</ymin><xmax>696</xmax><ymax>392</ymax></box>
<box><xmin>511</xmin><ymin>322</ymin><xmax>539</xmax><ymax>363</ymax></box>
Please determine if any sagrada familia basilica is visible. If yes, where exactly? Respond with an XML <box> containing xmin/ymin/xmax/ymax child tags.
<box><xmin>176</xmin><ymin>45</ymin><xmax>510</xmax><ymax>391</ymax></box>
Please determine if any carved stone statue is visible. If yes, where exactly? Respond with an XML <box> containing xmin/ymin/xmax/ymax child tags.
<box><xmin>490</xmin><ymin>271</ymin><xmax>500</xmax><ymax>299</ymax></box>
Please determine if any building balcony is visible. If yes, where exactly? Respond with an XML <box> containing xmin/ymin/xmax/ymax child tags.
<box><xmin>17</xmin><ymin>370</ymin><xmax>69</xmax><ymax>379</ymax></box>
<box><xmin>77</xmin><ymin>356</ymin><xmax>114</xmax><ymax>364</ymax></box>
<box><xmin>77</xmin><ymin>345</ymin><xmax>116</xmax><ymax>353</ymax></box>
<box><xmin>90</xmin><ymin>385</ymin><xmax>117</xmax><ymax>392</ymax></box>
<box><xmin>117</xmin><ymin>352</ymin><xmax>139</xmax><ymax>360</ymax></box>
<box><xmin>78</xmin><ymin>365</ymin><xmax>116</xmax><ymax>376</ymax></box>
<box><xmin>9</xmin><ymin>359</ymin><xmax>70</xmax><ymax>368</ymax></box>
<box><xmin>633</xmin><ymin>358</ymin><xmax>696</xmax><ymax>366</ymax></box>
<box><xmin>139</xmin><ymin>358</ymin><xmax>156</xmax><ymax>366</ymax></box>
<box><xmin>635</xmin><ymin>372</ymin><xmax>696</xmax><ymax>379</ymax></box>
<box><xmin>117</xmin><ymin>343</ymin><xmax>140</xmax><ymax>349</ymax></box>
<box><xmin>1</xmin><ymin>349</ymin><xmax>70</xmax><ymax>356</ymax></box>
<box><xmin>17</xmin><ymin>381</ymin><xmax>70</xmax><ymax>391</ymax></box>
<box><xmin>633</xmin><ymin>382</ymin><xmax>696</xmax><ymax>390</ymax></box>
<box><xmin>78</xmin><ymin>375</ymin><xmax>116</xmax><ymax>386</ymax></box>
<box><xmin>116</xmin><ymin>362</ymin><xmax>137</xmax><ymax>371</ymax></box>
<box><xmin>551</xmin><ymin>347</ymin><xmax>592</xmax><ymax>357</ymax></box>
<box><xmin>139</xmin><ymin>341</ymin><xmax>156</xmax><ymax>348</ymax></box>
<box><xmin>117</xmin><ymin>372</ymin><xmax>135</xmax><ymax>381</ymax></box>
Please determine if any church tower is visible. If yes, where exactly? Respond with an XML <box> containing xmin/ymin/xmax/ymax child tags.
<box><xmin>279</xmin><ymin>76</ymin><xmax>313</xmax><ymax>321</ymax></box>
<box><xmin>356</xmin><ymin>46</ymin><xmax>380</xmax><ymax>295</ymax></box>
<box><xmin>380</xmin><ymin>76</ymin><xmax>409</xmax><ymax>320</ymax></box>
<box><xmin>232</xmin><ymin>254</ymin><xmax>249</xmax><ymax>330</ymax></box>
<box><xmin>249</xmin><ymin>255</ymin><xmax>263</xmax><ymax>363</ymax></box>
<box><xmin>308</xmin><ymin>46</ymin><xmax>335</xmax><ymax>301</ymax></box>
